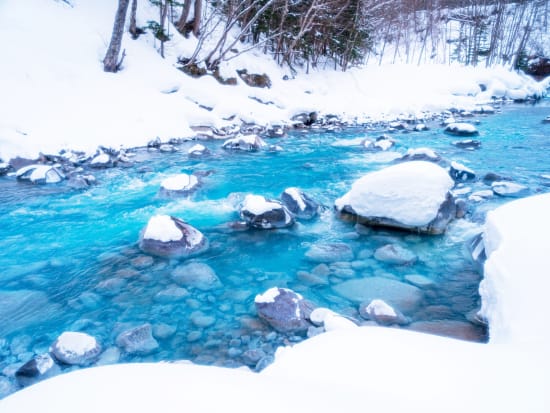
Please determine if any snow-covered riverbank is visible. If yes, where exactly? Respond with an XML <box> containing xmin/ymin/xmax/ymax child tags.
<box><xmin>0</xmin><ymin>0</ymin><xmax>548</xmax><ymax>162</ymax></box>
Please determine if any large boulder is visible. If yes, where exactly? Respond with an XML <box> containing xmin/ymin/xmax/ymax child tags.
<box><xmin>159</xmin><ymin>174</ymin><xmax>199</xmax><ymax>197</ymax></box>
<box><xmin>332</xmin><ymin>277</ymin><xmax>423</xmax><ymax>313</ymax></box>
<box><xmin>444</xmin><ymin>122</ymin><xmax>479</xmax><ymax>136</ymax></box>
<box><xmin>50</xmin><ymin>332</ymin><xmax>102</xmax><ymax>366</ymax></box>
<box><xmin>255</xmin><ymin>287</ymin><xmax>314</xmax><ymax>333</ymax></box>
<box><xmin>374</xmin><ymin>244</ymin><xmax>417</xmax><ymax>265</ymax></box>
<box><xmin>138</xmin><ymin>215</ymin><xmax>208</xmax><ymax>258</ymax></box>
<box><xmin>280</xmin><ymin>188</ymin><xmax>319</xmax><ymax>220</ymax></box>
<box><xmin>115</xmin><ymin>324</ymin><xmax>159</xmax><ymax>355</ymax></box>
<box><xmin>16</xmin><ymin>164</ymin><xmax>65</xmax><ymax>184</ymax></box>
<box><xmin>222</xmin><ymin>134</ymin><xmax>267</xmax><ymax>151</ymax></box>
<box><xmin>240</xmin><ymin>194</ymin><xmax>295</xmax><ymax>229</ymax></box>
<box><xmin>335</xmin><ymin>161</ymin><xmax>456</xmax><ymax>234</ymax></box>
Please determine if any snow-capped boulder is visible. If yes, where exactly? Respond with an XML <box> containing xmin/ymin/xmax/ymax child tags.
<box><xmin>159</xmin><ymin>174</ymin><xmax>199</xmax><ymax>197</ymax></box>
<box><xmin>309</xmin><ymin>308</ymin><xmax>357</xmax><ymax>332</ymax></box>
<box><xmin>333</xmin><ymin>277</ymin><xmax>423</xmax><ymax>313</ymax></box>
<box><xmin>280</xmin><ymin>187</ymin><xmax>319</xmax><ymax>220</ymax></box>
<box><xmin>449</xmin><ymin>161</ymin><xmax>476</xmax><ymax>182</ymax></box>
<box><xmin>16</xmin><ymin>164</ymin><xmax>65</xmax><ymax>184</ymax></box>
<box><xmin>444</xmin><ymin>122</ymin><xmax>479</xmax><ymax>136</ymax></box>
<box><xmin>305</xmin><ymin>243</ymin><xmax>354</xmax><ymax>263</ymax></box>
<box><xmin>171</xmin><ymin>262</ymin><xmax>222</xmax><ymax>291</ymax></box>
<box><xmin>413</xmin><ymin>123</ymin><xmax>429</xmax><ymax>131</ymax></box>
<box><xmin>335</xmin><ymin>161</ymin><xmax>456</xmax><ymax>234</ymax></box>
<box><xmin>399</xmin><ymin>147</ymin><xmax>441</xmax><ymax>163</ymax></box>
<box><xmin>159</xmin><ymin>144</ymin><xmax>177</xmax><ymax>153</ymax></box>
<box><xmin>374</xmin><ymin>244</ymin><xmax>417</xmax><ymax>265</ymax></box>
<box><xmin>115</xmin><ymin>324</ymin><xmax>159</xmax><ymax>355</ymax></box>
<box><xmin>255</xmin><ymin>287</ymin><xmax>315</xmax><ymax>333</ymax></box>
<box><xmin>543</xmin><ymin>115</ymin><xmax>550</xmax><ymax>124</ymax></box>
<box><xmin>187</xmin><ymin>144</ymin><xmax>209</xmax><ymax>157</ymax></box>
<box><xmin>240</xmin><ymin>194</ymin><xmax>295</xmax><ymax>229</ymax></box>
<box><xmin>452</xmin><ymin>139</ymin><xmax>481</xmax><ymax>150</ymax></box>
<box><xmin>222</xmin><ymin>134</ymin><xmax>267</xmax><ymax>151</ymax></box>
<box><xmin>50</xmin><ymin>332</ymin><xmax>102</xmax><ymax>366</ymax></box>
<box><xmin>362</xmin><ymin>136</ymin><xmax>396</xmax><ymax>151</ymax></box>
<box><xmin>138</xmin><ymin>215</ymin><xmax>208</xmax><ymax>258</ymax></box>
<box><xmin>15</xmin><ymin>353</ymin><xmax>61</xmax><ymax>387</ymax></box>
<box><xmin>90</xmin><ymin>152</ymin><xmax>114</xmax><ymax>168</ymax></box>
<box><xmin>359</xmin><ymin>299</ymin><xmax>409</xmax><ymax>326</ymax></box>
<box><xmin>491</xmin><ymin>181</ymin><xmax>529</xmax><ymax>197</ymax></box>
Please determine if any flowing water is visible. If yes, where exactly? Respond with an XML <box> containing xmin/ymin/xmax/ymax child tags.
<box><xmin>1</xmin><ymin>99</ymin><xmax>549</xmax><ymax>396</ymax></box>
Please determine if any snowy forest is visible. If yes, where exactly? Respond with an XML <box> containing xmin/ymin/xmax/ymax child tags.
<box><xmin>103</xmin><ymin>0</ymin><xmax>550</xmax><ymax>73</ymax></box>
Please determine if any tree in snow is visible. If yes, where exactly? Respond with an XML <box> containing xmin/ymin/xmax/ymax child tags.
<box><xmin>103</xmin><ymin>0</ymin><xmax>130</xmax><ymax>72</ymax></box>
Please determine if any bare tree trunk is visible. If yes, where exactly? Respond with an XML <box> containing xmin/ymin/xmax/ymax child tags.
<box><xmin>176</xmin><ymin>0</ymin><xmax>193</xmax><ymax>34</ymax></box>
<box><xmin>103</xmin><ymin>0</ymin><xmax>130</xmax><ymax>72</ymax></box>
<box><xmin>193</xmin><ymin>0</ymin><xmax>202</xmax><ymax>37</ymax></box>
<box><xmin>129</xmin><ymin>0</ymin><xmax>139</xmax><ymax>39</ymax></box>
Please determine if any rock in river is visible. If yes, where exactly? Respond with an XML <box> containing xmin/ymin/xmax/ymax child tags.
<box><xmin>138</xmin><ymin>215</ymin><xmax>208</xmax><ymax>258</ymax></box>
<box><xmin>335</xmin><ymin>161</ymin><xmax>456</xmax><ymax>234</ymax></box>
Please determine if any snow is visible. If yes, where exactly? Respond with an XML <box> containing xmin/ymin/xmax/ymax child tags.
<box><xmin>254</xmin><ymin>287</ymin><xmax>282</xmax><ymax>304</ymax></box>
<box><xmin>284</xmin><ymin>188</ymin><xmax>306</xmax><ymax>211</ymax></box>
<box><xmin>446</xmin><ymin>122</ymin><xmax>478</xmax><ymax>134</ymax></box>
<box><xmin>142</xmin><ymin>215</ymin><xmax>183</xmax><ymax>242</ymax></box>
<box><xmin>1</xmin><ymin>0</ymin><xmax>550</xmax><ymax>410</ymax></box>
<box><xmin>241</xmin><ymin>195</ymin><xmax>281</xmax><ymax>215</ymax></box>
<box><xmin>0</xmin><ymin>1</ymin><xmax>547</xmax><ymax>162</ymax></box>
<box><xmin>404</xmin><ymin>147</ymin><xmax>438</xmax><ymax>159</ymax></box>
<box><xmin>91</xmin><ymin>153</ymin><xmax>110</xmax><ymax>165</ymax></box>
<box><xmin>450</xmin><ymin>161</ymin><xmax>474</xmax><ymax>174</ymax></box>
<box><xmin>52</xmin><ymin>332</ymin><xmax>98</xmax><ymax>357</ymax></box>
<box><xmin>160</xmin><ymin>174</ymin><xmax>198</xmax><ymax>191</ymax></box>
<box><xmin>335</xmin><ymin>161</ymin><xmax>454</xmax><ymax>226</ymax></box>
<box><xmin>16</xmin><ymin>165</ymin><xmax>64</xmax><ymax>184</ymax></box>
<box><xmin>366</xmin><ymin>299</ymin><xmax>398</xmax><ymax>317</ymax></box>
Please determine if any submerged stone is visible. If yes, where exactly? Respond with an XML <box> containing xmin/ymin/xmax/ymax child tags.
<box><xmin>332</xmin><ymin>277</ymin><xmax>423</xmax><ymax>313</ymax></box>
<box><xmin>374</xmin><ymin>244</ymin><xmax>417</xmax><ymax>265</ymax></box>
<box><xmin>116</xmin><ymin>324</ymin><xmax>159</xmax><ymax>355</ymax></box>
<box><xmin>305</xmin><ymin>243</ymin><xmax>354</xmax><ymax>263</ymax></box>
<box><xmin>171</xmin><ymin>262</ymin><xmax>222</xmax><ymax>291</ymax></box>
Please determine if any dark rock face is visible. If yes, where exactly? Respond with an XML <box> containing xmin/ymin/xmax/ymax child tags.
<box><xmin>280</xmin><ymin>188</ymin><xmax>319</xmax><ymax>220</ymax></box>
<box><xmin>237</xmin><ymin>69</ymin><xmax>272</xmax><ymax>88</ymax></box>
<box><xmin>524</xmin><ymin>55</ymin><xmax>550</xmax><ymax>79</ymax></box>
<box><xmin>449</xmin><ymin>161</ymin><xmax>476</xmax><ymax>182</ymax></box>
<box><xmin>452</xmin><ymin>139</ymin><xmax>481</xmax><ymax>150</ymax></box>
<box><xmin>15</xmin><ymin>353</ymin><xmax>61</xmax><ymax>387</ymax></box>
<box><xmin>240</xmin><ymin>195</ymin><xmax>295</xmax><ymax>229</ymax></box>
<box><xmin>138</xmin><ymin>215</ymin><xmax>209</xmax><ymax>258</ymax></box>
<box><xmin>291</xmin><ymin>112</ymin><xmax>318</xmax><ymax>126</ymax></box>
<box><xmin>255</xmin><ymin>287</ymin><xmax>315</xmax><ymax>333</ymax></box>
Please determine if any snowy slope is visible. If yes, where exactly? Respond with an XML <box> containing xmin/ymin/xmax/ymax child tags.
<box><xmin>0</xmin><ymin>0</ymin><xmax>548</xmax><ymax>161</ymax></box>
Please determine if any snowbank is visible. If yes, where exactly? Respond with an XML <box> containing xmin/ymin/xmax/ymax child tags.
<box><xmin>2</xmin><ymin>194</ymin><xmax>549</xmax><ymax>412</ymax></box>
<box><xmin>0</xmin><ymin>0</ymin><xmax>547</xmax><ymax>161</ymax></box>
